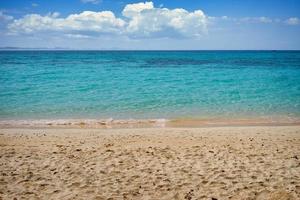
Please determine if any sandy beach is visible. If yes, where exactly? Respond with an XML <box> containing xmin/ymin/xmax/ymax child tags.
<box><xmin>0</xmin><ymin>126</ymin><xmax>299</xmax><ymax>199</ymax></box>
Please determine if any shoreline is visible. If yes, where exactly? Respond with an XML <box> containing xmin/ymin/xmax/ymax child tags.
<box><xmin>1</xmin><ymin>117</ymin><xmax>300</xmax><ymax>129</ymax></box>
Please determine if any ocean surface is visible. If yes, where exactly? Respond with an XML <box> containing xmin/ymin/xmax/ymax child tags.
<box><xmin>0</xmin><ymin>51</ymin><xmax>300</xmax><ymax>122</ymax></box>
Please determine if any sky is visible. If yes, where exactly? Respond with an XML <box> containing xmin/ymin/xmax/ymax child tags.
<box><xmin>0</xmin><ymin>0</ymin><xmax>300</xmax><ymax>50</ymax></box>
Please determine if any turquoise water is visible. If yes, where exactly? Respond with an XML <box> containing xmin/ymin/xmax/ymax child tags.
<box><xmin>0</xmin><ymin>51</ymin><xmax>300</xmax><ymax>120</ymax></box>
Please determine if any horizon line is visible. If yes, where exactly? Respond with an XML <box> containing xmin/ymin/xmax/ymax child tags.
<box><xmin>0</xmin><ymin>48</ymin><xmax>300</xmax><ymax>51</ymax></box>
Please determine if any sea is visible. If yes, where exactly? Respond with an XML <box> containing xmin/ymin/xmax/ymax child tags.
<box><xmin>0</xmin><ymin>50</ymin><xmax>300</xmax><ymax>125</ymax></box>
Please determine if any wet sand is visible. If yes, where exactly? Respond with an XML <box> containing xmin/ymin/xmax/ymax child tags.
<box><xmin>0</xmin><ymin>117</ymin><xmax>299</xmax><ymax>129</ymax></box>
<box><xmin>0</xmin><ymin>126</ymin><xmax>300</xmax><ymax>199</ymax></box>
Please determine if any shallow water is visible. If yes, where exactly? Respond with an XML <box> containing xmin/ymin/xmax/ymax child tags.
<box><xmin>0</xmin><ymin>50</ymin><xmax>300</xmax><ymax>121</ymax></box>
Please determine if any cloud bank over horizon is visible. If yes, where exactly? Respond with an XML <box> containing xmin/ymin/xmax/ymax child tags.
<box><xmin>0</xmin><ymin>1</ymin><xmax>299</xmax><ymax>49</ymax></box>
<box><xmin>6</xmin><ymin>1</ymin><xmax>299</xmax><ymax>39</ymax></box>
<box><xmin>6</xmin><ymin>2</ymin><xmax>208</xmax><ymax>39</ymax></box>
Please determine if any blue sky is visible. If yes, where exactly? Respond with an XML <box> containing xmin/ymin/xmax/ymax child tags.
<box><xmin>0</xmin><ymin>0</ymin><xmax>300</xmax><ymax>49</ymax></box>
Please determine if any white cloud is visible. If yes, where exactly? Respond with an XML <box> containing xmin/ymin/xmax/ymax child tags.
<box><xmin>257</xmin><ymin>17</ymin><xmax>272</xmax><ymax>23</ymax></box>
<box><xmin>221</xmin><ymin>16</ymin><xmax>229</xmax><ymax>20</ymax></box>
<box><xmin>8</xmin><ymin>11</ymin><xmax>125</xmax><ymax>34</ymax></box>
<box><xmin>285</xmin><ymin>17</ymin><xmax>299</xmax><ymax>25</ymax></box>
<box><xmin>239</xmin><ymin>17</ymin><xmax>272</xmax><ymax>23</ymax></box>
<box><xmin>0</xmin><ymin>11</ymin><xmax>14</xmax><ymax>21</ymax></box>
<box><xmin>7</xmin><ymin>1</ymin><xmax>208</xmax><ymax>39</ymax></box>
<box><xmin>32</xmin><ymin>3</ymin><xmax>38</xmax><ymax>7</ymax></box>
<box><xmin>122</xmin><ymin>1</ymin><xmax>154</xmax><ymax>18</ymax></box>
<box><xmin>9</xmin><ymin>1</ymin><xmax>293</xmax><ymax>40</ymax></box>
<box><xmin>80</xmin><ymin>0</ymin><xmax>101</xmax><ymax>4</ymax></box>
<box><xmin>211</xmin><ymin>16</ymin><xmax>273</xmax><ymax>24</ymax></box>
<box><xmin>123</xmin><ymin>2</ymin><xmax>207</xmax><ymax>38</ymax></box>
<box><xmin>65</xmin><ymin>33</ymin><xmax>91</xmax><ymax>38</ymax></box>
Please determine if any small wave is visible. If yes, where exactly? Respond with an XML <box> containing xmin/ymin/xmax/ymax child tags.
<box><xmin>0</xmin><ymin>118</ymin><xmax>169</xmax><ymax>128</ymax></box>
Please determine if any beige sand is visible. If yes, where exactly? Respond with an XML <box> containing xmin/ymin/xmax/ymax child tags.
<box><xmin>0</xmin><ymin>126</ymin><xmax>300</xmax><ymax>199</ymax></box>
